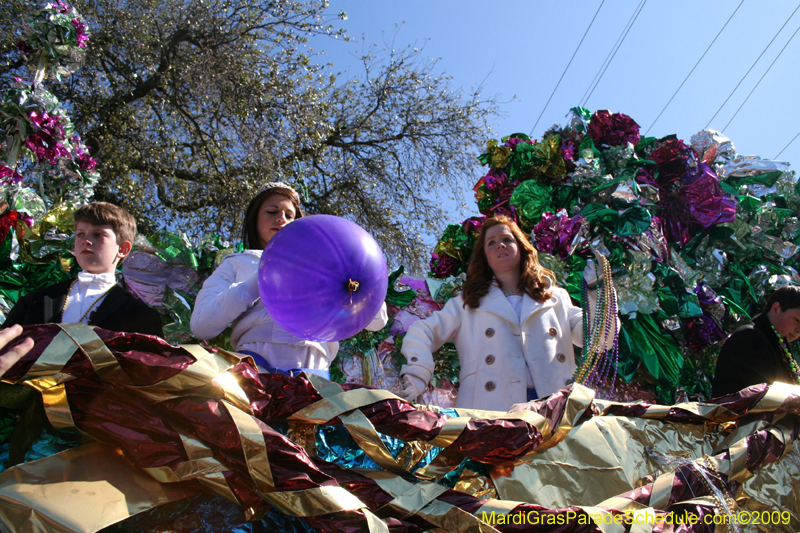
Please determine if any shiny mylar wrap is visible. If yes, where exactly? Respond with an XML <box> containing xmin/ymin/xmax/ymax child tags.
<box><xmin>3</xmin><ymin>325</ymin><xmax>800</xmax><ymax>532</ymax></box>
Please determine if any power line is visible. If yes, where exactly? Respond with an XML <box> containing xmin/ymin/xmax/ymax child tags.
<box><xmin>578</xmin><ymin>0</ymin><xmax>643</xmax><ymax>106</ymax></box>
<box><xmin>645</xmin><ymin>0</ymin><xmax>745</xmax><ymax>136</ymax></box>
<box><xmin>581</xmin><ymin>0</ymin><xmax>646</xmax><ymax>108</ymax></box>
<box><xmin>530</xmin><ymin>0</ymin><xmax>605</xmax><ymax>136</ymax></box>
<box><xmin>723</xmin><ymin>21</ymin><xmax>800</xmax><ymax>132</ymax></box>
<box><xmin>706</xmin><ymin>2</ymin><xmax>800</xmax><ymax>130</ymax></box>
<box><xmin>775</xmin><ymin>129</ymin><xmax>800</xmax><ymax>159</ymax></box>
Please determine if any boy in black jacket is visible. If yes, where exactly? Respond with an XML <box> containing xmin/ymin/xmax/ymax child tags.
<box><xmin>712</xmin><ymin>286</ymin><xmax>800</xmax><ymax>397</ymax></box>
<box><xmin>3</xmin><ymin>202</ymin><xmax>162</xmax><ymax>336</ymax></box>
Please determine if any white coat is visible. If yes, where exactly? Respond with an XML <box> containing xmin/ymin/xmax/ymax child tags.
<box><xmin>401</xmin><ymin>282</ymin><xmax>587</xmax><ymax>411</ymax></box>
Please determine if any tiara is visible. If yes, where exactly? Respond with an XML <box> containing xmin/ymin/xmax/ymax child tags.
<box><xmin>257</xmin><ymin>181</ymin><xmax>299</xmax><ymax>197</ymax></box>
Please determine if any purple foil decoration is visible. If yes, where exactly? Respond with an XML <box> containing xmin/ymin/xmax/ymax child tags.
<box><xmin>70</xmin><ymin>18</ymin><xmax>88</xmax><ymax>47</ymax></box>
<box><xmin>25</xmin><ymin>111</ymin><xmax>68</xmax><ymax>164</ymax></box>
<box><xmin>587</xmin><ymin>110</ymin><xmax>641</xmax><ymax>147</ymax></box>
<box><xmin>429</xmin><ymin>252</ymin><xmax>459</xmax><ymax>278</ymax></box>
<box><xmin>682</xmin><ymin>163</ymin><xmax>737</xmax><ymax>228</ymax></box>
<box><xmin>0</xmin><ymin>163</ymin><xmax>24</xmax><ymax>185</ymax></box>
<box><xmin>461</xmin><ymin>216</ymin><xmax>485</xmax><ymax>236</ymax></box>
<box><xmin>503</xmin><ymin>137</ymin><xmax>533</xmax><ymax>149</ymax></box>
<box><xmin>532</xmin><ymin>210</ymin><xmax>584</xmax><ymax>259</ymax></box>
<box><xmin>561</xmin><ymin>139</ymin><xmax>577</xmax><ymax>161</ymax></box>
<box><xmin>683</xmin><ymin>315</ymin><xmax>726</xmax><ymax>353</ymax></box>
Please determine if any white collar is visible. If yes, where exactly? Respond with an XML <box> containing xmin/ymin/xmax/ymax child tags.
<box><xmin>77</xmin><ymin>271</ymin><xmax>117</xmax><ymax>288</ymax></box>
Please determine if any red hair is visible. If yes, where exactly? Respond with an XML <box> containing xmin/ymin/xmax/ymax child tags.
<box><xmin>461</xmin><ymin>215</ymin><xmax>555</xmax><ymax>309</ymax></box>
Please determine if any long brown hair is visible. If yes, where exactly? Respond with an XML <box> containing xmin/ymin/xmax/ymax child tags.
<box><xmin>241</xmin><ymin>185</ymin><xmax>304</xmax><ymax>249</ymax></box>
<box><xmin>461</xmin><ymin>215</ymin><xmax>555</xmax><ymax>309</ymax></box>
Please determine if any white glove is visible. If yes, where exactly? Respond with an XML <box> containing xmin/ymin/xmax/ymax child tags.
<box><xmin>582</xmin><ymin>251</ymin><xmax>606</xmax><ymax>290</ymax></box>
<box><xmin>399</xmin><ymin>374</ymin><xmax>426</xmax><ymax>402</ymax></box>
<box><xmin>582</xmin><ymin>259</ymin><xmax>598</xmax><ymax>289</ymax></box>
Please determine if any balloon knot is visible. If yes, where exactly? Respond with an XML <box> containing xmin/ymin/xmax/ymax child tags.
<box><xmin>341</xmin><ymin>279</ymin><xmax>360</xmax><ymax>307</ymax></box>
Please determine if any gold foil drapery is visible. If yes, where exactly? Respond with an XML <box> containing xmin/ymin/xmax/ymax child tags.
<box><xmin>2</xmin><ymin>323</ymin><xmax>800</xmax><ymax>532</ymax></box>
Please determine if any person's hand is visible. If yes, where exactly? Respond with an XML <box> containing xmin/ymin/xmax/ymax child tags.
<box><xmin>582</xmin><ymin>259</ymin><xmax>598</xmax><ymax>289</ymax></box>
<box><xmin>399</xmin><ymin>374</ymin><xmax>426</xmax><ymax>402</ymax></box>
<box><xmin>0</xmin><ymin>324</ymin><xmax>34</xmax><ymax>378</ymax></box>
<box><xmin>582</xmin><ymin>251</ymin><xmax>606</xmax><ymax>290</ymax></box>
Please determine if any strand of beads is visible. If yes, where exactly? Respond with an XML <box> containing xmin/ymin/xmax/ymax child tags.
<box><xmin>572</xmin><ymin>254</ymin><xmax>619</xmax><ymax>396</ymax></box>
<box><xmin>769</xmin><ymin>323</ymin><xmax>800</xmax><ymax>385</ymax></box>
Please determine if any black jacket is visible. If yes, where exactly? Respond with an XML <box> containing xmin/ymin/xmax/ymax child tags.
<box><xmin>711</xmin><ymin>313</ymin><xmax>793</xmax><ymax>397</ymax></box>
<box><xmin>3</xmin><ymin>278</ymin><xmax>163</xmax><ymax>337</ymax></box>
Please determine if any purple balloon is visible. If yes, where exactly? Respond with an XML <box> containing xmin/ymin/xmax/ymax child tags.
<box><xmin>258</xmin><ymin>215</ymin><xmax>389</xmax><ymax>342</ymax></box>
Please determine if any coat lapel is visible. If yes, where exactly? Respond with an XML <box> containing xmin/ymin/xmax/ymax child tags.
<box><xmin>479</xmin><ymin>285</ymin><xmax>521</xmax><ymax>325</ymax></box>
<box><xmin>89</xmin><ymin>283</ymin><xmax>129</xmax><ymax>327</ymax></box>
<box><xmin>43</xmin><ymin>280</ymin><xmax>72</xmax><ymax>323</ymax></box>
<box><xmin>520</xmin><ymin>276</ymin><xmax>557</xmax><ymax>324</ymax></box>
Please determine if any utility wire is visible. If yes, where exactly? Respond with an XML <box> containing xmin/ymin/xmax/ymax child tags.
<box><xmin>581</xmin><ymin>0</ymin><xmax>646</xmax><ymax>108</ymax></box>
<box><xmin>646</xmin><ymin>0</ymin><xmax>745</xmax><ymax>135</ymax></box>
<box><xmin>530</xmin><ymin>0</ymin><xmax>605</xmax><ymax>136</ymax></box>
<box><xmin>578</xmin><ymin>0</ymin><xmax>643</xmax><ymax>106</ymax></box>
<box><xmin>706</xmin><ymin>2</ymin><xmax>800</xmax><ymax>130</ymax></box>
<box><xmin>723</xmin><ymin>21</ymin><xmax>800</xmax><ymax>131</ymax></box>
<box><xmin>775</xmin><ymin>129</ymin><xmax>800</xmax><ymax>159</ymax></box>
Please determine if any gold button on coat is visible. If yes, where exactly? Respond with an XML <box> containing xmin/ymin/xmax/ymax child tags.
<box><xmin>484</xmin><ymin>381</ymin><xmax>496</xmax><ymax>391</ymax></box>
<box><xmin>485</xmin><ymin>328</ymin><xmax>495</xmax><ymax>338</ymax></box>
<box><xmin>549</xmin><ymin>327</ymin><xmax>558</xmax><ymax>337</ymax></box>
<box><xmin>485</xmin><ymin>354</ymin><xmax>495</xmax><ymax>365</ymax></box>
<box><xmin>556</xmin><ymin>353</ymin><xmax>567</xmax><ymax>363</ymax></box>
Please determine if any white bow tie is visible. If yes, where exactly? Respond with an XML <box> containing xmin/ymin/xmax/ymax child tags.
<box><xmin>77</xmin><ymin>271</ymin><xmax>116</xmax><ymax>288</ymax></box>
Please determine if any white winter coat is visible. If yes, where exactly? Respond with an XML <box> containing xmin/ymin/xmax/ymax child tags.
<box><xmin>401</xmin><ymin>282</ymin><xmax>589</xmax><ymax>411</ymax></box>
<box><xmin>190</xmin><ymin>250</ymin><xmax>388</xmax><ymax>370</ymax></box>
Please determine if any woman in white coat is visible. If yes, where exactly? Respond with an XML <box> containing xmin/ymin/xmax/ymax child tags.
<box><xmin>190</xmin><ymin>182</ymin><xmax>387</xmax><ymax>378</ymax></box>
<box><xmin>400</xmin><ymin>216</ymin><xmax>610</xmax><ymax>411</ymax></box>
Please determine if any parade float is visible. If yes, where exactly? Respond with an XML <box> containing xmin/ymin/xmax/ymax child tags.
<box><xmin>2</xmin><ymin>3</ymin><xmax>800</xmax><ymax>532</ymax></box>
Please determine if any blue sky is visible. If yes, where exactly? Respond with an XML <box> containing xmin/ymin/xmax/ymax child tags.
<box><xmin>314</xmin><ymin>1</ymin><xmax>800</xmax><ymax>235</ymax></box>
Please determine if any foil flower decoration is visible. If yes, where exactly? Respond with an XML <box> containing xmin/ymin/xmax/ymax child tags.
<box><xmin>25</xmin><ymin>111</ymin><xmax>68</xmax><ymax>164</ymax></box>
<box><xmin>641</xmin><ymin>163</ymin><xmax>736</xmax><ymax>245</ymax></box>
<box><xmin>429</xmin><ymin>252</ymin><xmax>460</xmax><ymax>279</ymax></box>
<box><xmin>70</xmin><ymin>18</ymin><xmax>88</xmax><ymax>47</ymax></box>
<box><xmin>650</xmin><ymin>136</ymin><xmax>696</xmax><ymax>184</ymax></box>
<box><xmin>531</xmin><ymin>210</ymin><xmax>584</xmax><ymax>259</ymax></box>
<box><xmin>0</xmin><ymin>163</ymin><xmax>24</xmax><ymax>185</ymax></box>
<box><xmin>473</xmin><ymin>168</ymin><xmax>518</xmax><ymax>217</ymax></box>
<box><xmin>587</xmin><ymin>109</ymin><xmax>641</xmax><ymax>147</ymax></box>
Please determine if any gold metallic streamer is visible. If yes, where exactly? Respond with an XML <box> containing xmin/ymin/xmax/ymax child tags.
<box><xmin>59</xmin><ymin>323</ymin><xmax>131</xmax><ymax>384</ymax></box>
<box><xmin>17</xmin><ymin>329</ymin><xmax>77</xmax><ymax>382</ymax></box>
<box><xmin>299</xmin><ymin>374</ymin><xmax>407</xmax><ymax>475</ymax></box>
<box><xmin>0</xmin><ymin>443</ymin><xmax>198</xmax><ymax>533</ymax></box>
<box><xmin>220</xmin><ymin>400</ymin><xmax>275</xmax><ymax>493</ymax></box>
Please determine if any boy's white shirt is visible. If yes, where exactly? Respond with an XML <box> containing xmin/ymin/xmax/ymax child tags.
<box><xmin>61</xmin><ymin>272</ymin><xmax>116</xmax><ymax>323</ymax></box>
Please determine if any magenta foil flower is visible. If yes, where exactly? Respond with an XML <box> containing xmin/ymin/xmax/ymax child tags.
<box><xmin>587</xmin><ymin>110</ymin><xmax>641</xmax><ymax>147</ymax></box>
<box><xmin>532</xmin><ymin>210</ymin><xmax>583</xmax><ymax>259</ymax></box>
<box><xmin>650</xmin><ymin>163</ymin><xmax>736</xmax><ymax>245</ymax></box>
<box><xmin>430</xmin><ymin>252</ymin><xmax>460</xmax><ymax>278</ymax></box>
<box><xmin>650</xmin><ymin>136</ymin><xmax>696</xmax><ymax>184</ymax></box>
<box><xmin>504</xmin><ymin>137</ymin><xmax>533</xmax><ymax>149</ymax></box>
<box><xmin>70</xmin><ymin>18</ymin><xmax>88</xmax><ymax>47</ymax></box>
<box><xmin>0</xmin><ymin>163</ymin><xmax>24</xmax><ymax>185</ymax></box>
<box><xmin>25</xmin><ymin>111</ymin><xmax>68</xmax><ymax>164</ymax></box>
<box><xmin>461</xmin><ymin>216</ymin><xmax>485</xmax><ymax>236</ymax></box>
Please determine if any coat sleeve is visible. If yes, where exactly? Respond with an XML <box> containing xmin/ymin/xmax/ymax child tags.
<box><xmin>190</xmin><ymin>257</ymin><xmax>260</xmax><ymax>340</ymax></box>
<box><xmin>365</xmin><ymin>302</ymin><xmax>388</xmax><ymax>332</ymax></box>
<box><xmin>2</xmin><ymin>296</ymin><xmax>30</xmax><ymax>328</ymax></box>
<box><xmin>712</xmin><ymin>328</ymin><xmax>779</xmax><ymax>397</ymax></box>
<box><xmin>138</xmin><ymin>304</ymin><xmax>165</xmax><ymax>337</ymax></box>
<box><xmin>400</xmin><ymin>296</ymin><xmax>463</xmax><ymax>386</ymax></box>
